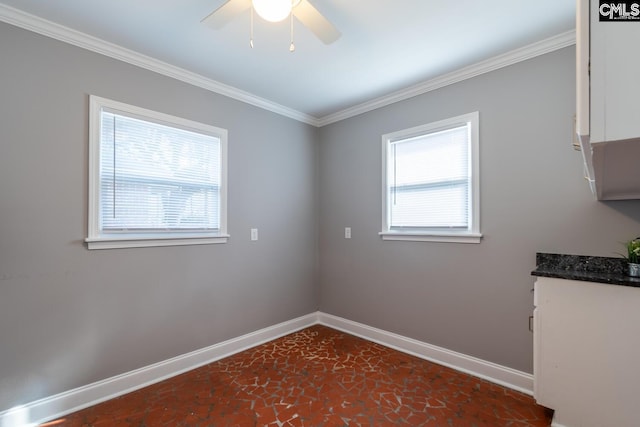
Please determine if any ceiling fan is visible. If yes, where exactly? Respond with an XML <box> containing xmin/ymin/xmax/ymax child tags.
<box><xmin>202</xmin><ymin>0</ymin><xmax>341</xmax><ymax>45</ymax></box>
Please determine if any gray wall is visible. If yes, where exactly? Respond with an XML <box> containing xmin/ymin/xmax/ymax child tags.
<box><xmin>317</xmin><ymin>47</ymin><xmax>640</xmax><ymax>373</ymax></box>
<box><xmin>0</xmin><ymin>23</ymin><xmax>318</xmax><ymax>411</ymax></box>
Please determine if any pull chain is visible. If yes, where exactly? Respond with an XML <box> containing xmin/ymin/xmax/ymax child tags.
<box><xmin>289</xmin><ymin>12</ymin><xmax>295</xmax><ymax>52</ymax></box>
<box><xmin>113</xmin><ymin>116</ymin><xmax>117</xmax><ymax>218</ymax></box>
<box><xmin>250</xmin><ymin>5</ymin><xmax>254</xmax><ymax>48</ymax></box>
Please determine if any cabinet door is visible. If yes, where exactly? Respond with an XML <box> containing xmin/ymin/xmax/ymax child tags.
<box><xmin>590</xmin><ymin>0</ymin><xmax>640</xmax><ymax>143</ymax></box>
<box><xmin>534</xmin><ymin>277</ymin><xmax>640</xmax><ymax>426</ymax></box>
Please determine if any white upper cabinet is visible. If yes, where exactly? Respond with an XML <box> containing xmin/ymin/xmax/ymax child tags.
<box><xmin>576</xmin><ymin>0</ymin><xmax>640</xmax><ymax>200</ymax></box>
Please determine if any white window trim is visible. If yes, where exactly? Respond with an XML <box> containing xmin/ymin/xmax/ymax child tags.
<box><xmin>86</xmin><ymin>95</ymin><xmax>229</xmax><ymax>250</ymax></box>
<box><xmin>380</xmin><ymin>112</ymin><xmax>481</xmax><ymax>244</ymax></box>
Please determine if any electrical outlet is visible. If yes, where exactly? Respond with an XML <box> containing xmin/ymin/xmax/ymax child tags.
<box><xmin>251</xmin><ymin>228</ymin><xmax>258</xmax><ymax>241</ymax></box>
<box><xmin>345</xmin><ymin>227</ymin><xmax>351</xmax><ymax>239</ymax></box>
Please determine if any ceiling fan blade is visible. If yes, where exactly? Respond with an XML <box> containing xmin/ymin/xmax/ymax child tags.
<box><xmin>294</xmin><ymin>0</ymin><xmax>341</xmax><ymax>44</ymax></box>
<box><xmin>201</xmin><ymin>0</ymin><xmax>251</xmax><ymax>29</ymax></box>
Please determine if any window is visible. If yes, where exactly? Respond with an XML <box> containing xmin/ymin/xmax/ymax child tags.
<box><xmin>380</xmin><ymin>112</ymin><xmax>480</xmax><ymax>243</ymax></box>
<box><xmin>86</xmin><ymin>95</ymin><xmax>228</xmax><ymax>249</ymax></box>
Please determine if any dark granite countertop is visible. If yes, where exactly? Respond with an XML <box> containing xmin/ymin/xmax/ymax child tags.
<box><xmin>531</xmin><ymin>253</ymin><xmax>640</xmax><ymax>288</ymax></box>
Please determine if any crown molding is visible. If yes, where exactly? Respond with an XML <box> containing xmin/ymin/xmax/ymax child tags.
<box><xmin>317</xmin><ymin>30</ymin><xmax>577</xmax><ymax>127</ymax></box>
<box><xmin>0</xmin><ymin>3</ymin><xmax>320</xmax><ymax>126</ymax></box>
<box><xmin>1</xmin><ymin>2</ymin><xmax>574</xmax><ymax>129</ymax></box>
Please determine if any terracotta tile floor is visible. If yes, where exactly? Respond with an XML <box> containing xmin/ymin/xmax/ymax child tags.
<box><xmin>41</xmin><ymin>325</ymin><xmax>552</xmax><ymax>426</ymax></box>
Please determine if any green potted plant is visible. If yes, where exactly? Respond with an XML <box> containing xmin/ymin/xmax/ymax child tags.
<box><xmin>625</xmin><ymin>238</ymin><xmax>640</xmax><ymax>277</ymax></box>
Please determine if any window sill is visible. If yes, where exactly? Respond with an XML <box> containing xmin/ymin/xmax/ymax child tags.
<box><xmin>85</xmin><ymin>233</ymin><xmax>230</xmax><ymax>250</ymax></box>
<box><xmin>379</xmin><ymin>232</ymin><xmax>482</xmax><ymax>244</ymax></box>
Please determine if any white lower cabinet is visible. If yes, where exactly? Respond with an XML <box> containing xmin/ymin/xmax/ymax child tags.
<box><xmin>533</xmin><ymin>277</ymin><xmax>640</xmax><ymax>426</ymax></box>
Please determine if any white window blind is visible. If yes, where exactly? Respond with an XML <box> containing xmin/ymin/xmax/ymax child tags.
<box><xmin>100</xmin><ymin>111</ymin><xmax>221</xmax><ymax>232</ymax></box>
<box><xmin>388</xmin><ymin>126</ymin><xmax>470</xmax><ymax>230</ymax></box>
<box><xmin>87</xmin><ymin>96</ymin><xmax>228</xmax><ymax>249</ymax></box>
<box><xmin>381</xmin><ymin>112</ymin><xmax>480</xmax><ymax>243</ymax></box>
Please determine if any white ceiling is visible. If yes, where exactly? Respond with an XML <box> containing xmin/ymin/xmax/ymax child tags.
<box><xmin>0</xmin><ymin>0</ymin><xmax>576</xmax><ymax>123</ymax></box>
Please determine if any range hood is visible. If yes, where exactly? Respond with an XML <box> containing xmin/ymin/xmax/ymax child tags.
<box><xmin>579</xmin><ymin>136</ymin><xmax>640</xmax><ymax>200</ymax></box>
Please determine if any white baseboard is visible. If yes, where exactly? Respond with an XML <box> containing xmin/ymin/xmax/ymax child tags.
<box><xmin>317</xmin><ymin>312</ymin><xmax>534</xmax><ymax>396</ymax></box>
<box><xmin>0</xmin><ymin>313</ymin><xmax>318</xmax><ymax>427</ymax></box>
<box><xmin>2</xmin><ymin>311</ymin><xmax>534</xmax><ymax>426</ymax></box>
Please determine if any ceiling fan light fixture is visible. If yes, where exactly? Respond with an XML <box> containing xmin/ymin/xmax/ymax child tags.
<box><xmin>252</xmin><ymin>0</ymin><xmax>292</xmax><ymax>23</ymax></box>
